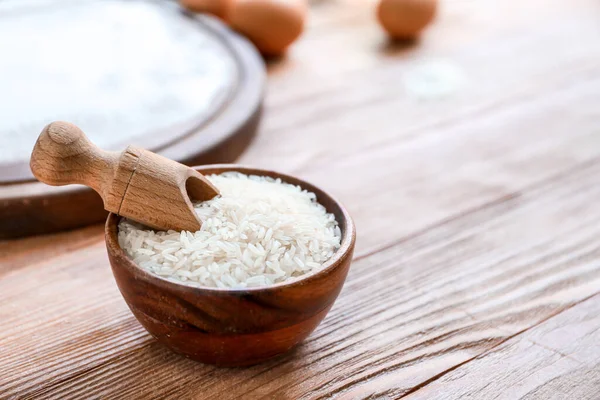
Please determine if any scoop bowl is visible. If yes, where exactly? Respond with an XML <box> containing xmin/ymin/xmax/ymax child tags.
<box><xmin>105</xmin><ymin>164</ymin><xmax>356</xmax><ymax>366</ymax></box>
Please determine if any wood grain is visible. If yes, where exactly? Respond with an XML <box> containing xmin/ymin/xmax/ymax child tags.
<box><xmin>2</xmin><ymin>0</ymin><xmax>600</xmax><ymax>397</ymax></box>
<box><xmin>241</xmin><ymin>0</ymin><xmax>600</xmax><ymax>256</ymax></box>
<box><xmin>0</xmin><ymin>224</ymin><xmax>103</xmax><ymax>274</ymax></box>
<box><xmin>405</xmin><ymin>294</ymin><xmax>600</xmax><ymax>399</ymax></box>
<box><xmin>2</xmin><ymin>146</ymin><xmax>600</xmax><ymax>399</ymax></box>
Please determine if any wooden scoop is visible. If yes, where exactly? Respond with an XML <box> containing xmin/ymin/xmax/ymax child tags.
<box><xmin>30</xmin><ymin>121</ymin><xmax>219</xmax><ymax>232</ymax></box>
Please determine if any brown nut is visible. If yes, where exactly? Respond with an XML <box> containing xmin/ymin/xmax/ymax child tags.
<box><xmin>377</xmin><ymin>0</ymin><xmax>437</xmax><ymax>39</ymax></box>
<box><xmin>230</xmin><ymin>0</ymin><xmax>307</xmax><ymax>56</ymax></box>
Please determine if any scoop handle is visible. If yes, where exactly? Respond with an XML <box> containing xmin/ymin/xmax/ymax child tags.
<box><xmin>30</xmin><ymin>121</ymin><xmax>118</xmax><ymax>198</ymax></box>
<box><xmin>30</xmin><ymin>121</ymin><xmax>220</xmax><ymax>231</ymax></box>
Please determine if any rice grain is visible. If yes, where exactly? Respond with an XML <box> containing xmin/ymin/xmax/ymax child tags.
<box><xmin>118</xmin><ymin>172</ymin><xmax>342</xmax><ymax>288</ymax></box>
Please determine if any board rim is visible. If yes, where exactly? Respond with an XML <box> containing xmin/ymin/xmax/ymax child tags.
<box><xmin>0</xmin><ymin>10</ymin><xmax>265</xmax><ymax>239</ymax></box>
<box><xmin>0</xmin><ymin>3</ymin><xmax>260</xmax><ymax>183</ymax></box>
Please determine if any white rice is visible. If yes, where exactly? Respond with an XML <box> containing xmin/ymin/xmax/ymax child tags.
<box><xmin>118</xmin><ymin>172</ymin><xmax>342</xmax><ymax>288</ymax></box>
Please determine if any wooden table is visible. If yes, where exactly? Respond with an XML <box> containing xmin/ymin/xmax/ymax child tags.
<box><xmin>2</xmin><ymin>0</ymin><xmax>600</xmax><ymax>398</ymax></box>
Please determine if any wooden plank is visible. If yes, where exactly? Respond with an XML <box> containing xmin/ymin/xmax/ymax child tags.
<box><xmin>218</xmin><ymin>161</ymin><xmax>600</xmax><ymax>399</ymax></box>
<box><xmin>404</xmin><ymin>294</ymin><xmax>600</xmax><ymax>400</ymax></box>
<box><xmin>240</xmin><ymin>0</ymin><xmax>600</xmax><ymax>255</ymax></box>
<box><xmin>2</xmin><ymin>0</ymin><xmax>600</xmax><ymax>398</ymax></box>
<box><xmin>0</xmin><ymin>224</ymin><xmax>103</xmax><ymax>274</ymax></box>
<box><xmin>266</xmin><ymin>0</ymin><xmax>600</xmax><ymax>111</ymax></box>
<box><xmin>0</xmin><ymin>243</ymin><xmax>150</xmax><ymax>400</ymax></box>
<box><xmin>3</xmin><ymin>145</ymin><xmax>600</xmax><ymax>399</ymax></box>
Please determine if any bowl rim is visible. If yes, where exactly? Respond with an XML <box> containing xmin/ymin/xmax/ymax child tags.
<box><xmin>105</xmin><ymin>164</ymin><xmax>356</xmax><ymax>294</ymax></box>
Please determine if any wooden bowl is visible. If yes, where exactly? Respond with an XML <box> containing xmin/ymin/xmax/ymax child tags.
<box><xmin>105</xmin><ymin>164</ymin><xmax>356</xmax><ymax>366</ymax></box>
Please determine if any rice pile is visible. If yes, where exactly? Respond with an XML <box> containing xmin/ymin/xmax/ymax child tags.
<box><xmin>118</xmin><ymin>172</ymin><xmax>342</xmax><ymax>288</ymax></box>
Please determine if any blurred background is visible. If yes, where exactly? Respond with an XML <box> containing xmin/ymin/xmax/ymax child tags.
<box><xmin>2</xmin><ymin>0</ymin><xmax>599</xmax><ymax>249</ymax></box>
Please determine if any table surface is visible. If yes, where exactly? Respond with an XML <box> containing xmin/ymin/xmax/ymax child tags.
<box><xmin>2</xmin><ymin>0</ymin><xmax>600</xmax><ymax>398</ymax></box>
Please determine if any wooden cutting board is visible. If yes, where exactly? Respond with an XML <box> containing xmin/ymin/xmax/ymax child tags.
<box><xmin>0</xmin><ymin>0</ymin><xmax>265</xmax><ymax>238</ymax></box>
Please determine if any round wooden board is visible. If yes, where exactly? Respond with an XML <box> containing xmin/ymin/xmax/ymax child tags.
<box><xmin>0</xmin><ymin>0</ymin><xmax>264</xmax><ymax>239</ymax></box>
